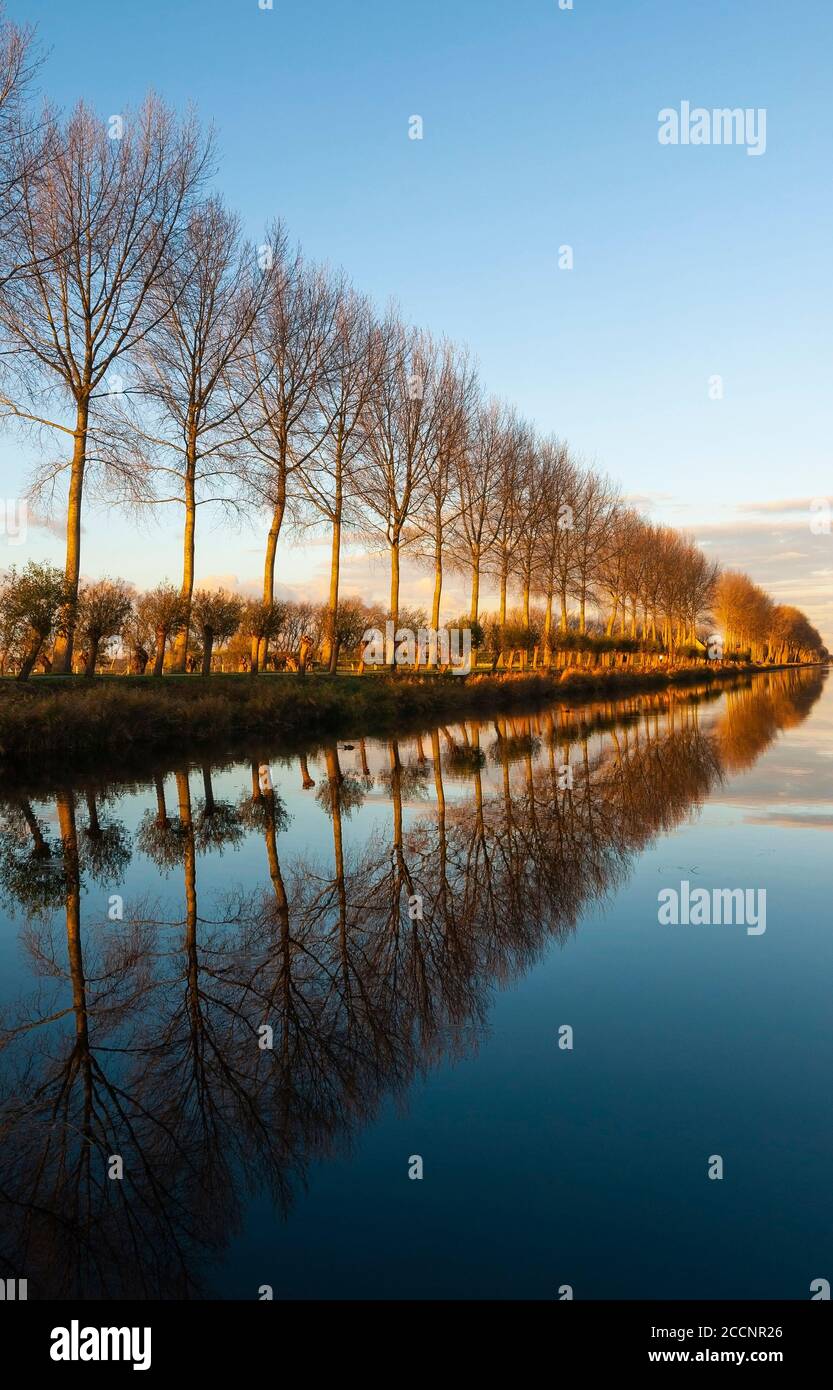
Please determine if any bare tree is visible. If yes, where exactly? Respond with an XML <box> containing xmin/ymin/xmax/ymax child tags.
<box><xmin>0</xmin><ymin>95</ymin><xmax>210</xmax><ymax>670</ymax></box>
<box><xmin>451</xmin><ymin>398</ymin><xmax>515</xmax><ymax>624</ymax></box>
<box><xmin>630</xmin><ymin>519</ymin><xmax>660</xmax><ymax>640</ymax></box>
<box><xmin>569</xmin><ymin>468</ymin><xmax>619</xmax><ymax>633</ymax></box>
<box><xmin>241</xmin><ymin>598</ymin><xmax>288</xmax><ymax>673</ymax></box>
<box><xmin>75</xmin><ymin>577</ymin><xmax>134</xmax><ymax>675</ymax></box>
<box><xmin>510</xmin><ymin>428</ymin><xmax>548</xmax><ymax>634</ymax></box>
<box><xmin>532</xmin><ymin>438</ymin><xmax>578</xmax><ymax>659</ymax></box>
<box><xmin>140</xmin><ymin>583</ymin><xmax>188</xmax><ymax>676</ymax></box>
<box><xmin>0</xmin><ymin>2</ymin><xmax>42</xmax><ymax>293</ymax></box>
<box><xmin>414</xmin><ymin>341</ymin><xmax>476</xmax><ymax>640</ymax></box>
<box><xmin>236</xmin><ymin>228</ymin><xmax>336</xmax><ymax>667</ymax></box>
<box><xmin>359</xmin><ymin>318</ymin><xmax>438</xmax><ymax>656</ymax></box>
<box><xmin>191</xmin><ymin>588</ymin><xmax>243</xmax><ymax>675</ymax></box>
<box><xmin>123</xmin><ymin>599</ymin><xmax>154</xmax><ymax>674</ymax></box>
<box><xmin>488</xmin><ymin>418</ymin><xmax>525</xmax><ymax>644</ymax></box>
<box><xmin>111</xmin><ymin>196</ymin><xmax>266</xmax><ymax>671</ymax></box>
<box><xmin>303</xmin><ymin>280</ymin><xmax>381</xmax><ymax>671</ymax></box>
<box><xmin>0</xmin><ymin>560</ymin><xmax>67</xmax><ymax>679</ymax></box>
<box><xmin>598</xmin><ymin>507</ymin><xmax>644</xmax><ymax>637</ymax></box>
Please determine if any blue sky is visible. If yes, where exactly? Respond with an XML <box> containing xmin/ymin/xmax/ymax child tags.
<box><xmin>2</xmin><ymin>0</ymin><xmax>831</xmax><ymax>640</ymax></box>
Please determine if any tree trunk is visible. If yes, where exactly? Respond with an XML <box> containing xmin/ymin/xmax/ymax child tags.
<box><xmin>499</xmin><ymin>560</ymin><xmax>508</xmax><ymax>632</ymax></box>
<box><xmin>201</xmin><ymin>630</ymin><xmax>214</xmax><ymax>676</ymax></box>
<box><xmin>84</xmin><ymin>635</ymin><xmax>99</xmax><ymax>678</ymax></box>
<box><xmin>470</xmin><ymin>549</ymin><xmax>481</xmax><ymax>624</ymax></box>
<box><xmin>431</xmin><ymin>514</ymin><xmax>443</xmax><ymax>637</ymax></box>
<box><xmin>19</xmin><ymin>798</ymin><xmax>49</xmax><ymax>855</ymax></box>
<box><xmin>153</xmin><ymin>626</ymin><xmax>167</xmax><ymax>677</ymax></box>
<box><xmin>389</xmin><ymin>536</ymin><xmax>400</xmax><ymax>667</ymax></box>
<box><xmin>51</xmin><ymin>398</ymin><xmax>89</xmax><ymax>674</ymax></box>
<box><xmin>543</xmin><ymin>594</ymin><xmax>553</xmax><ymax>663</ymax></box>
<box><xmin>172</xmin><ymin>460</ymin><xmax>197</xmax><ymax>673</ymax></box>
<box><xmin>85</xmin><ymin>790</ymin><xmax>101</xmax><ymax>835</ymax></box>
<box><xmin>257</xmin><ymin>485</ymin><xmax>286</xmax><ymax>669</ymax></box>
<box><xmin>16</xmin><ymin>633</ymin><xmax>43</xmax><ymax>682</ymax></box>
<box><xmin>325</xmin><ymin>504</ymin><xmax>342</xmax><ymax>673</ymax></box>
<box><xmin>201</xmin><ymin>763</ymin><xmax>215</xmax><ymax>814</ymax></box>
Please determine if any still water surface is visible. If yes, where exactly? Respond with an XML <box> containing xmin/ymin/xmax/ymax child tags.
<box><xmin>0</xmin><ymin>668</ymin><xmax>830</xmax><ymax>1299</ymax></box>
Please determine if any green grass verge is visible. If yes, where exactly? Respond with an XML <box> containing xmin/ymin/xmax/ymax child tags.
<box><xmin>0</xmin><ymin>663</ymin><xmax>785</xmax><ymax>772</ymax></box>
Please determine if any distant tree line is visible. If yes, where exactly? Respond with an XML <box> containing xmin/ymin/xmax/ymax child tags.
<box><xmin>0</xmin><ymin>10</ymin><xmax>826</xmax><ymax>679</ymax></box>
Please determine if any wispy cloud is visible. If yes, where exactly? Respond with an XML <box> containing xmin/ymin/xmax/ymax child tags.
<box><xmin>27</xmin><ymin>510</ymin><xmax>70</xmax><ymax>540</ymax></box>
<box><xmin>738</xmin><ymin>498</ymin><xmax>818</xmax><ymax>516</ymax></box>
<box><xmin>690</xmin><ymin>514</ymin><xmax>833</xmax><ymax>646</ymax></box>
<box><xmin>743</xmin><ymin>813</ymin><xmax>833</xmax><ymax>831</ymax></box>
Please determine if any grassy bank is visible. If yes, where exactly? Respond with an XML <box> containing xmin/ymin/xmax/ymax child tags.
<box><xmin>0</xmin><ymin>662</ymin><xmax>801</xmax><ymax>773</ymax></box>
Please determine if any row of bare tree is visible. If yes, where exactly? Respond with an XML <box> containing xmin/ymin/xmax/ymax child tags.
<box><xmin>712</xmin><ymin>572</ymin><xmax>825</xmax><ymax>665</ymax></box>
<box><xmin>0</xmin><ymin>12</ymin><xmax>826</xmax><ymax>678</ymax></box>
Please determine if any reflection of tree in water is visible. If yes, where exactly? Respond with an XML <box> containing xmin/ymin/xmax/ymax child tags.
<box><xmin>193</xmin><ymin>762</ymin><xmax>245</xmax><ymax>854</ymax></box>
<box><xmin>440</xmin><ymin>721</ymin><xmax>489</xmax><ymax>774</ymax></box>
<box><xmin>378</xmin><ymin>740</ymin><xmax>432</xmax><ymax>803</ymax></box>
<box><xmin>488</xmin><ymin>716</ymin><xmax>540</xmax><ymax>768</ymax></box>
<box><xmin>715</xmin><ymin>668</ymin><xmax>825</xmax><ymax>772</ymax></box>
<box><xmin>137</xmin><ymin>766</ymin><xmax>243</xmax><ymax>867</ymax></box>
<box><xmin>0</xmin><ymin>770</ymin><xmax>257</xmax><ymax>1298</ymax></box>
<box><xmin>136</xmin><ymin>771</ymin><xmax>187</xmax><ymax>870</ymax></box>
<box><xmin>0</xmin><ymin>798</ymin><xmax>65</xmax><ymax>916</ymax></box>
<box><xmin>0</xmin><ymin>791</ymin><xmax>171</xmax><ymax>1297</ymax></box>
<box><xmin>0</xmin><ymin>784</ymin><xmax>133</xmax><ymax>918</ymax></box>
<box><xmin>236</xmin><ymin>761</ymin><xmax>291</xmax><ymax>837</ymax></box>
<box><xmin>357</xmin><ymin>737</ymin><xmax>374</xmax><ymax>789</ymax></box>
<box><xmin>0</xmin><ymin>667</ymin><xmax>824</xmax><ymax>1297</ymax></box>
<box><xmin>80</xmin><ymin>788</ymin><xmax>132</xmax><ymax>884</ymax></box>
<box><xmin>314</xmin><ymin>745</ymin><xmax>366</xmax><ymax>821</ymax></box>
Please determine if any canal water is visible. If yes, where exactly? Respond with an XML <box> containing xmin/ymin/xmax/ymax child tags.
<box><xmin>0</xmin><ymin>668</ymin><xmax>829</xmax><ymax>1299</ymax></box>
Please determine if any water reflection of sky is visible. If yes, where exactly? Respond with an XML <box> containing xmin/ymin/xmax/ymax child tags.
<box><xmin>0</xmin><ymin>669</ymin><xmax>829</xmax><ymax>1300</ymax></box>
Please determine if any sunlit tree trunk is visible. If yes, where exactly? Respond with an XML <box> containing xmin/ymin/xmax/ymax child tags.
<box><xmin>258</xmin><ymin>483</ymin><xmax>286</xmax><ymax>669</ymax></box>
<box><xmin>431</xmin><ymin>514</ymin><xmax>443</xmax><ymax>636</ymax></box>
<box><xmin>470</xmin><ymin>546</ymin><xmax>481</xmax><ymax>624</ymax></box>
<box><xmin>172</xmin><ymin>448</ymin><xmax>197</xmax><ymax>673</ymax></box>
<box><xmin>51</xmin><ymin>401</ymin><xmax>89</xmax><ymax>673</ymax></box>
<box><xmin>324</xmin><ymin>489</ymin><xmax>342</xmax><ymax>673</ymax></box>
<box><xmin>388</xmin><ymin>534</ymin><xmax>401</xmax><ymax>667</ymax></box>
